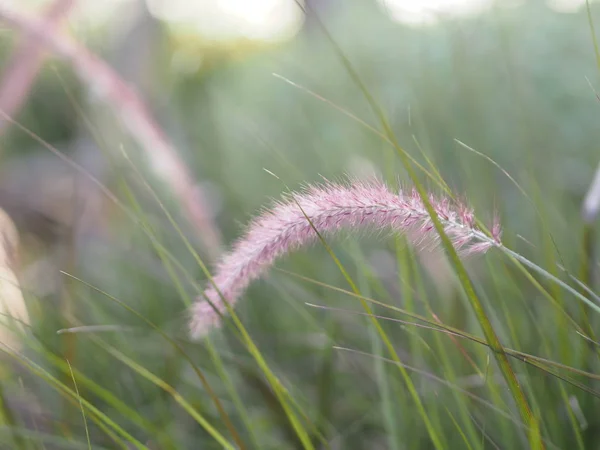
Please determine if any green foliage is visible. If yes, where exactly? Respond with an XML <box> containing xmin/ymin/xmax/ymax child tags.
<box><xmin>2</xmin><ymin>2</ymin><xmax>600</xmax><ymax>448</ymax></box>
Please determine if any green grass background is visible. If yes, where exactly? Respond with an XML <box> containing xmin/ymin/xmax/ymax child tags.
<box><xmin>2</xmin><ymin>1</ymin><xmax>600</xmax><ymax>448</ymax></box>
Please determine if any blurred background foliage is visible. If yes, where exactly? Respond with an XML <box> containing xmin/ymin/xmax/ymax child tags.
<box><xmin>1</xmin><ymin>0</ymin><xmax>600</xmax><ymax>448</ymax></box>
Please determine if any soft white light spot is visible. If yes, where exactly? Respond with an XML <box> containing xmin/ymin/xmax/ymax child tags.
<box><xmin>146</xmin><ymin>0</ymin><xmax>304</xmax><ymax>42</ymax></box>
<box><xmin>547</xmin><ymin>0</ymin><xmax>587</xmax><ymax>13</ymax></box>
<box><xmin>379</xmin><ymin>0</ymin><xmax>492</xmax><ymax>27</ymax></box>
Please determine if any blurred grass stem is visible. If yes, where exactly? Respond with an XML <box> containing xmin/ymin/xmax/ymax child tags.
<box><xmin>0</xmin><ymin>0</ymin><xmax>75</xmax><ymax>135</ymax></box>
<box><xmin>0</xmin><ymin>2</ymin><xmax>222</xmax><ymax>259</ymax></box>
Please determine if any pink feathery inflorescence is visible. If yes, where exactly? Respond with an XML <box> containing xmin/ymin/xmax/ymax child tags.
<box><xmin>189</xmin><ymin>180</ymin><xmax>501</xmax><ymax>339</ymax></box>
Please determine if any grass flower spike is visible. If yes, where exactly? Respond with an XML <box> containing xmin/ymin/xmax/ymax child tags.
<box><xmin>190</xmin><ymin>180</ymin><xmax>500</xmax><ymax>339</ymax></box>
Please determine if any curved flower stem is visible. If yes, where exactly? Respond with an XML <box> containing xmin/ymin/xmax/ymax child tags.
<box><xmin>308</xmin><ymin>13</ymin><xmax>544</xmax><ymax>447</ymax></box>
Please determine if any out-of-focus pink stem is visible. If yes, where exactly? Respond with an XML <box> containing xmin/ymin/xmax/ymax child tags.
<box><xmin>190</xmin><ymin>180</ymin><xmax>500</xmax><ymax>338</ymax></box>
<box><xmin>0</xmin><ymin>0</ymin><xmax>75</xmax><ymax>134</ymax></box>
<box><xmin>0</xmin><ymin>3</ymin><xmax>222</xmax><ymax>257</ymax></box>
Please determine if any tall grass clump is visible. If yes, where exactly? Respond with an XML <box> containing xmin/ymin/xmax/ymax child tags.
<box><xmin>2</xmin><ymin>1</ymin><xmax>600</xmax><ymax>449</ymax></box>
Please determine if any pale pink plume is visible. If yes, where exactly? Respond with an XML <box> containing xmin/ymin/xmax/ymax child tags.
<box><xmin>190</xmin><ymin>181</ymin><xmax>501</xmax><ymax>339</ymax></box>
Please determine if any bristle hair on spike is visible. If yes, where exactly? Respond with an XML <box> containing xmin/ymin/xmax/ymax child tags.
<box><xmin>190</xmin><ymin>180</ymin><xmax>500</xmax><ymax>339</ymax></box>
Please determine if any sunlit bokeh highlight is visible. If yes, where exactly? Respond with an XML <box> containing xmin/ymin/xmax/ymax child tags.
<box><xmin>379</xmin><ymin>0</ymin><xmax>492</xmax><ymax>26</ymax></box>
<box><xmin>145</xmin><ymin>0</ymin><xmax>304</xmax><ymax>41</ymax></box>
<box><xmin>9</xmin><ymin>0</ymin><xmax>600</xmax><ymax>38</ymax></box>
